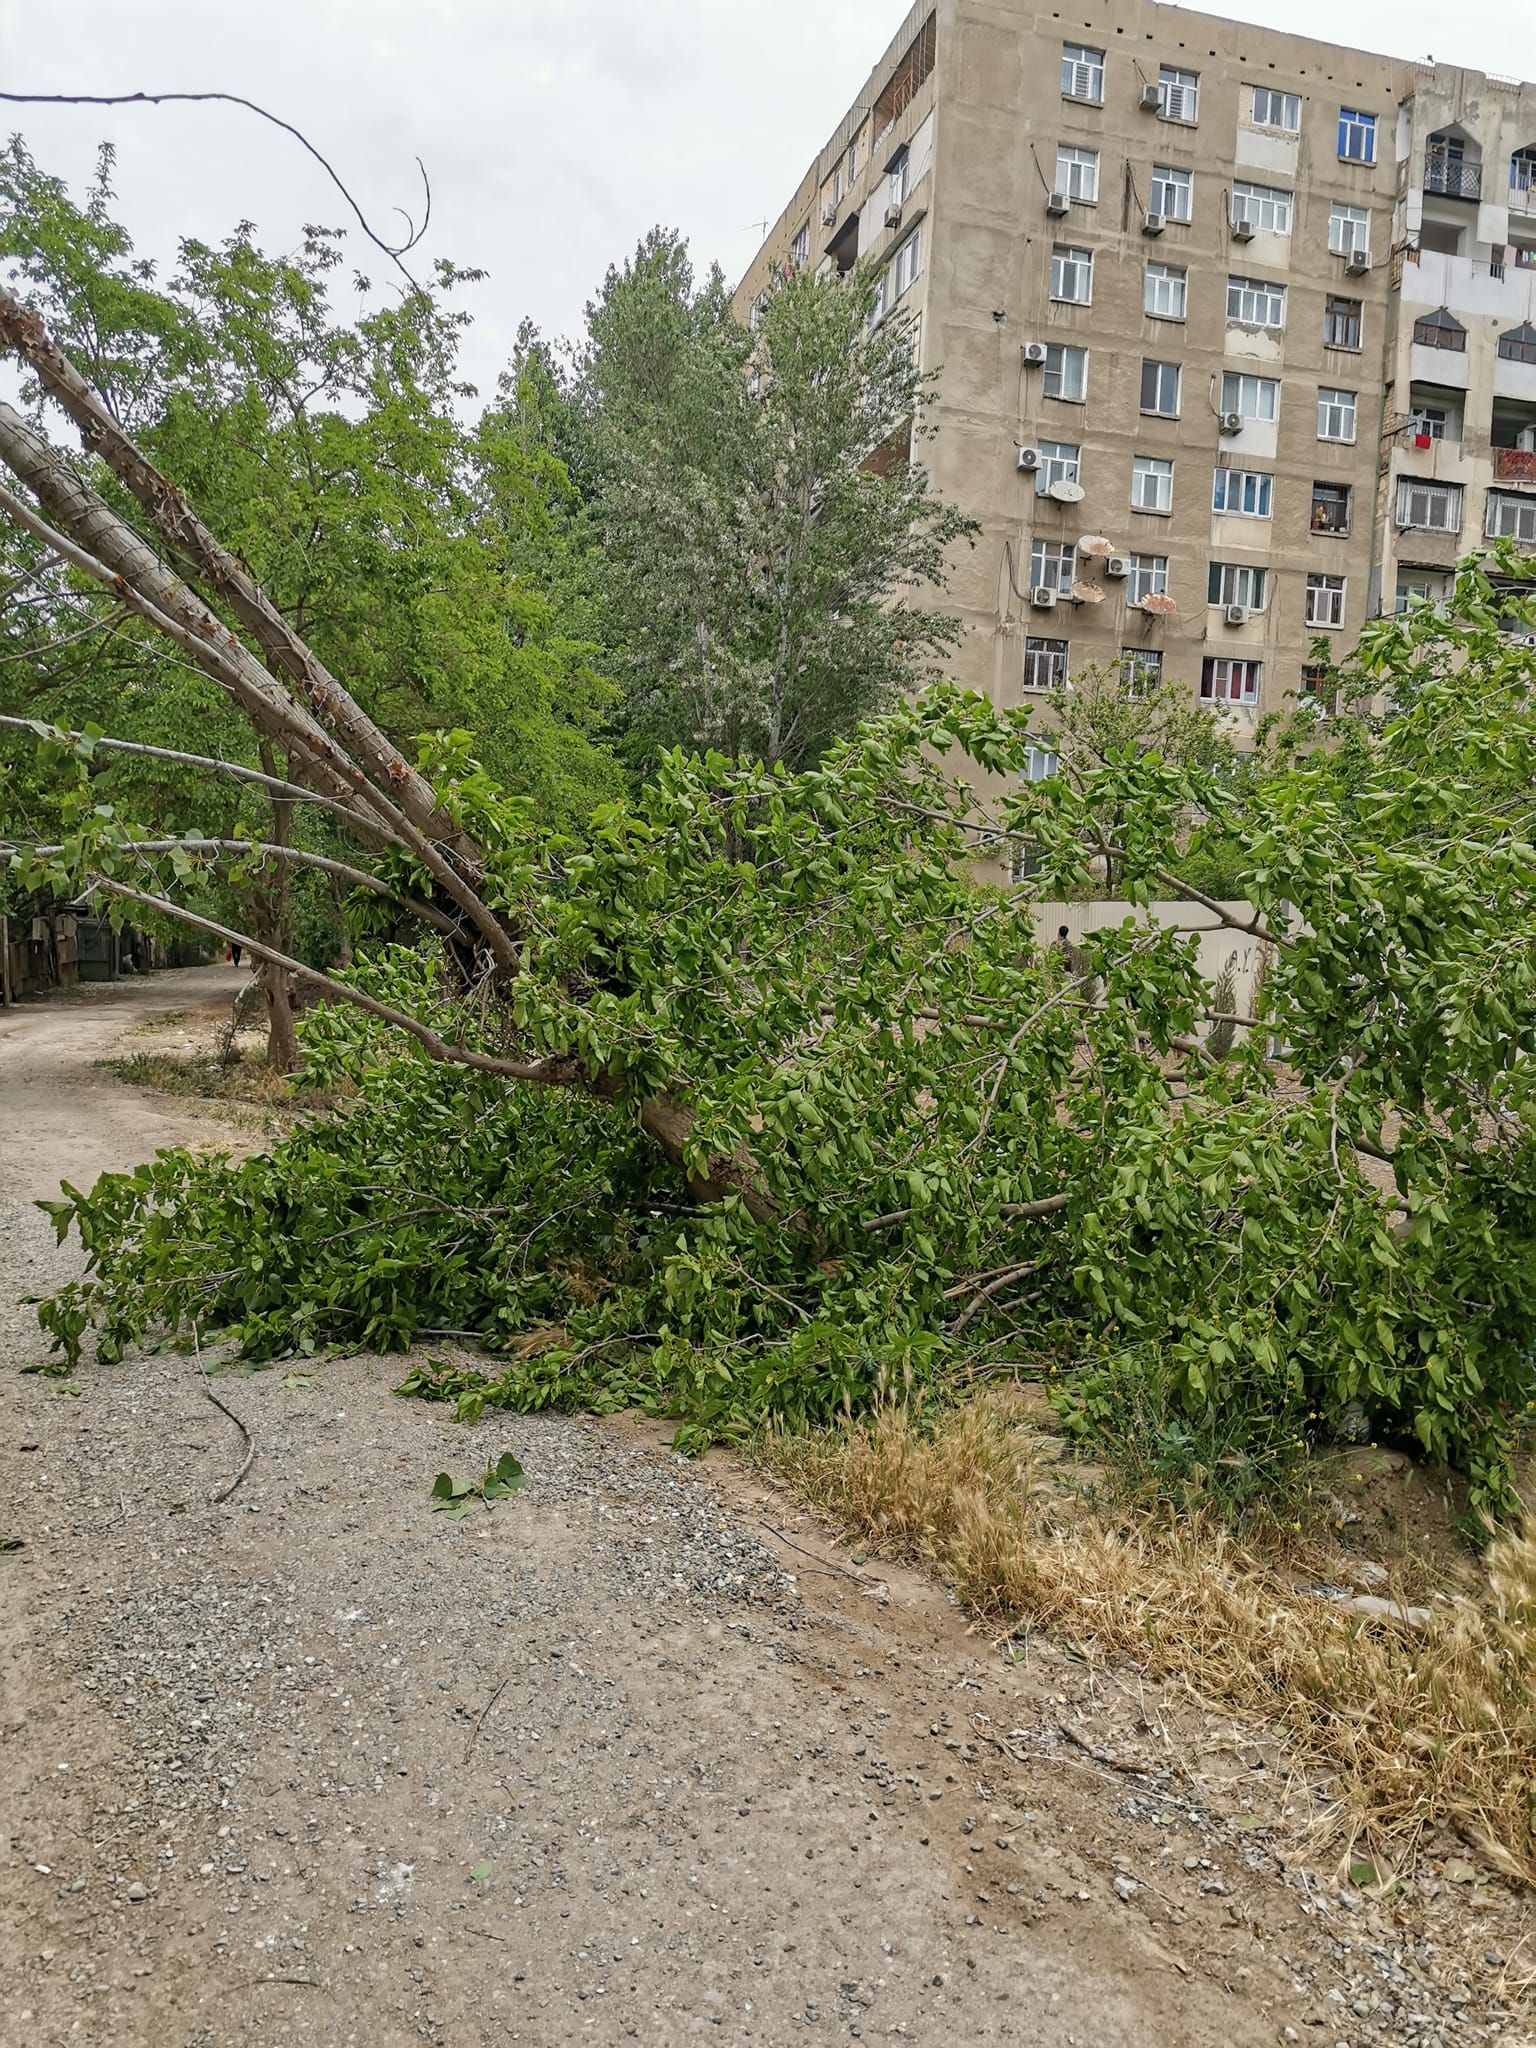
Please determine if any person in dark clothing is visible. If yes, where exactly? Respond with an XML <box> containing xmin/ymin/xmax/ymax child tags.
<box><xmin>229</xmin><ymin>942</ymin><xmax>243</xmax><ymax>968</ymax></box>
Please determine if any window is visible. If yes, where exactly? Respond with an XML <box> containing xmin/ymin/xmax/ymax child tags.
<box><xmin>1221</xmin><ymin>372</ymin><xmax>1279</xmax><ymax>423</ymax></box>
<box><xmin>1310</xmin><ymin>481</ymin><xmax>1351</xmax><ymax>534</ymax></box>
<box><xmin>1300</xmin><ymin>662</ymin><xmax>1336</xmax><ymax>711</ymax></box>
<box><xmin>1061</xmin><ymin>42</ymin><xmax>1105</xmax><ymax>102</ymax></box>
<box><xmin>791</xmin><ymin>223</ymin><xmax>811</xmax><ymax>267</ymax></box>
<box><xmin>1208</xmin><ymin>561</ymin><xmax>1268</xmax><ymax>610</ymax></box>
<box><xmin>1212</xmin><ymin>468</ymin><xmax>1273</xmax><ymax>517</ymax></box>
<box><xmin>1158</xmin><ymin>66</ymin><xmax>1199</xmax><ymax>123</ymax></box>
<box><xmin>750</xmin><ymin>292</ymin><xmax>770</xmax><ymax>333</ymax></box>
<box><xmin>1043</xmin><ymin>343</ymin><xmax>1088</xmax><ymax>401</ymax></box>
<box><xmin>1140</xmin><ymin>359</ymin><xmax>1181</xmax><ymax>415</ymax></box>
<box><xmin>1408</xmin><ymin>404</ymin><xmax>1448</xmax><ymax>440</ymax></box>
<box><xmin>1227</xmin><ymin>275</ymin><xmax>1286</xmax><ymax>327</ymax></box>
<box><xmin>1486</xmin><ymin>492</ymin><xmax>1536</xmax><ymax>542</ymax></box>
<box><xmin>1201</xmin><ymin>657</ymin><xmax>1261</xmax><ymax>704</ymax></box>
<box><xmin>1030</xmin><ymin>538</ymin><xmax>1078</xmax><ymax>592</ymax></box>
<box><xmin>1396</xmin><ymin>575</ymin><xmax>1443</xmax><ymax>613</ymax></box>
<box><xmin>1037</xmin><ymin>440</ymin><xmax>1081</xmax><ymax>493</ymax></box>
<box><xmin>1324</xmin><ymin>295</ymin><xmax>1362</xmax><ymax>349</ymax></box>
<box><xmin>1050</xmin><ymin>244</ymin><xmax>1093</xmax><ymax>303</ymax></box>
<box><xmin>1395</xmin><ymin>478</ymin><xmax>1463</xmax><ymax>533</ymax></box>
<box><xmin>1499</xmin><ymin>324</ymin><xmax>1536</xmax><ymax>365</ymax></box>
<box><xmin>1317</xmin><ymin>387</ymin><xmax>1357</xmax><ymax>442</ymax></box>
<box><xmin>1149</xmin><ymin>164</ymin><xmax>1193</xmax><ymax>222</ymax></box>
<box><xmin>888</xmin><ymin>148</ymin><xmax>911</xmax><ymax>211</ymax></box>
<box><xmin>1231</xmin><ymin>180</ymin><xmax>1293</xmax><ymax>234</ymax></box>
<box><xmin>1324</xmin><ymin>205</ymin><xmax>1368</xmax><ymax>261</ymax></box>
<box><xmin>1023</xmin><ymin>636</ymin><xmax>1070</xmax><ymax>691</ymax></box>
<box><xmin>1514</xmin><ymin>147</ymin><xmax>1536</xmax><ymax>196</ymax></box>
<box><xmin>1413</xmin><ymin>308</ymin><xmax>1465</xmax><ymax>351</ymax></box>
<box><xmin>866</xmin><ymin>273</ymin><xmax>886</xmax><ymax>331</ymax></box>
<box><xmin>1131</xmin><ymin>455</ymin><xmax>1174</xmax><ymax>513</ymax></box>
<box><xmin>892</xmin><ymin>228</ymin><xmax>923</xmax><ymax>298</ymax></box>
<box><xmin>1306</xmin><ymin>574</ymin><xmax>1347</xmax><ymax>628</ymax></box>
<box><xmin>1144</xmin><ymin>261</ymin><xmax>1187</xmax><ymax>319</ymax></box>
<box><xmin>832</xmin><ymin>164</ymin><xmax>845</xmax><ymax>207</ymax></box>
<box><xmin>1250</xmin><ymin>86</ymin><xmax>1300</xmax><ymax>131</ymax></box>
<box><xmin>1127</xmin><ymin>553</ymin><xmax>1169</xmax><ymax>601</ymax></box>
<box><xmin>1055</xmin><ymin>145</ymin><xmax>1100</xmax><ymax>202</ymax></box>
<box><xmin>1338</xmin><ymin>108</ymin><xmax>1377</xmax><ymax>163</ymax></box>
<box><xmin>848</xmin><ymin>140</ymin><xmax>859</xmax><ymax>183</ymax></box>
<box><xmin>1121</xmin><ymin>647</ymin><xmax>1164</xmax><ymax>694</ymax></box>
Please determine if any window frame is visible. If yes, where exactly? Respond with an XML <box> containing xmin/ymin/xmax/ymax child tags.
<box><xmin>1139</xmin><ymin>358</ymin><xmax>1181</xmax><ymax>416</ymax></box>
<box><xmin>1126</xmin><ymin>553</ymin><xmax>1169</xmax><ymax>602</ymax></box>
<box><xmin>1226</xmin><ymin>274</ymin><xmax>1287</xmax><ymax>328</ymax></box>
<box><xmin>1498</xmin><ymin>324</ymin><xmax>1536</xmax><ymax>366</ymax></box>
<box><xmin>1305</xmin><ymin>573</ymin><xmax>1347</xmax><ymax>628</ymax></box>
<box><xmin>892</xmin><ymin>227</ymin><xmax>923</xmax><ymax>299</ymax></box>
<box><xmin>1317</xmin><ymin>386</ymin><xmax>1358</xmax><ymax>443</ymax></box>
<box><xmin>1050</xmin><ymin>243</ymin><xmax>1094</xmax><ymax>305</ymax></box>
<box><xmin>1201</xmin><ymin>657</ymin><xmax>1262</xmax><ymax>705</ymax></box>
<box><xmin>1221</xmin><ymin>371</ymin><xmax>1280</xmax><ymax>424</ymax></box>
<box><xmin>1310</xmin><ymin>480</ymin><xmax>1352</xmax><ymax>535</ymax></box>
<box><xmin>1060</xmin><ymin>42</ymin><xmax>1105</xmax><ymax>103</ymax></box>
<box><xmin>1231</xmin><ymin>179</ymin><xmax>1293</xmax><ymax>235</ymax></box>
<box><xmin>1324</xmin><ymin>294</ymin><xmax>1363</xmax><ymax>350</ymax></box>
<box><xmin>1413</xmin><ymin>308</ymin><xmax>1466</xmax><ymax>352</ymax></box>
<box><xmin>888</xmin><ymin>148</ymin><xmax>911</xmax><ymax>211</ymax></box>
<box><xmin>1043</xmin><ymin>343</ymin><xmax>1089</xmax><ymax>403</ymax></box>
<box><xmin>1158</xmin><ymin>65</ymin><xmax>1200</xmax><ymax>123</ymax></box>
<box><xmin>1130</xmin><ymin>455</ymin><xmax>1174</xmax><ymax>514</ymax></box>
<box><xmin>1328</xmin><ymin>203</ymin><xmax>1370</xmax><ymax>256</ymax></box>
<box><xmin>1250</xmin><ymin>86</ymin><xmax>1300</xmax><ymax>132</ymax></box>
<box><xmin>1029</xmin><ymin>537</ymin><xmax>1078</xmax><ymax>593</ymax></box>
<box><xmin>1120</xmin><ymin>647</ymin><xmax>1165</xmax><ymax>695</ymax></box>
<box><xmin>1149</xmin><ymin>164</ymin><xmax>1193</xmax><ymax>222</ymax></box>
<box><xmin>1143</xmin><ymin>261</ymin><xmax>1188</xmax><ymax>320</ymax></box>
<box><xmin>1022</xmin><ymin>635</ymin><xmax>1071</xmax><ymax>692</ymax></box>
<box><xmin>1036</xmin><ymin>440</ymin><xmax>1082</xmax><ymax>493</ymax></box>
<box><xmin>1211</xmin><ymin>467</ymin><xmax>1274</xmax><ymax>518</ymax></box>
<box><xmin>1055</xmin><ymin>144</ymin><xmax>1100</xmax><ymax>203</ymax></box>
<box><xmin>1208</xmin><ymin>561</ymin><xmax>1269</xmax><ymax>611</ymax></box>
<box><xmin>790</xmin><ymin>222</ymin><xmax>811</xmax><ymax>268</ymax></box>
<box><xmin>1337</xmin><ymin>107</ymin><xmax>1377</xmax><ymax>164</ymax></box>
<box><xmin>1394</xmin><ymin>477</ymin><xmax>1463</xmax><ymax>533</ymax></box>
<box><xmin>1487</xmin><ymin>491</ymin><xmax>1536</xmax><ymax>543</ymax></box>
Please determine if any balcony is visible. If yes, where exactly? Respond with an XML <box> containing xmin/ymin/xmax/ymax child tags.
<box><xmin>1424</xmin><ymin>146</ymin><xmax>1481</xmax><ymax>201</ymax></box>
<box><xmin>1494</xmin><ymin>447</ymin><xmax>1536</xmax><ymax>482</ymax></box>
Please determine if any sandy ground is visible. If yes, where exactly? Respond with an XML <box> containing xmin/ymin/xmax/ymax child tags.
<box><xmin>0</xmin><ymin>968</ymin><xmax>1525</xmax><ymax>2047</ymax></box>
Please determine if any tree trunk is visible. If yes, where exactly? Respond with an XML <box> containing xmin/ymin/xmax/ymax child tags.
<box><xmin>254</xmin><ymin>744</ymin><xmax>302</xmax><ymax>1075</ymax></box>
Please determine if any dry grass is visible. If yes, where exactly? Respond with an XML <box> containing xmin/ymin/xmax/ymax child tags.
<box><xmin>108</xmin><ymin>1050</ymin><xmax>347</xmax><ymax>1115</ymax></box>
<box><xmin>762</xmin><ymin>1394</ymin><xmax>1536</xmax><ymax>1885</ymax></box>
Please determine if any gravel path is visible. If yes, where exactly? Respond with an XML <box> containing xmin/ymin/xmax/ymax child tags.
<box><xmin>1</xmin><ymin>970</ymin><xmax>1528</xmax><ymax>2046</ymax></box>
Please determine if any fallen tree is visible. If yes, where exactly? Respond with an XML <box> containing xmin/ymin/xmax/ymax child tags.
<box><xmin>4</xmin><ymin>275</ymin><xmax>1536</xmax><ymax>1507</ymax></box>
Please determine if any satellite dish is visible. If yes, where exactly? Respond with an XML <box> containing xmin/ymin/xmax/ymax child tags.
<box><xmin>1047</xmin><ymin>480</ymin><xmax>1086</xmax><ymax>504</ymax></box>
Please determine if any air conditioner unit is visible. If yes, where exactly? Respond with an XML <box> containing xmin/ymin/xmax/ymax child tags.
<box><xmin>1224</xmin><ymin>603</ymin><xmax>1250</xmax><ymax>626</ymax></box>
<box><xmin>1218</xmin><ymin>411</ymin><xmax>1244</xmax><ymax>435</ymax></box>
<box><xmin>1046</xmin><ymin>190</ymin><xmax>1071</xmax><ymax>216</ymax></box>
<box><xmin>1344</xmin><ymin>249</ymin><xmax>1370</xmax><ymax>275</ymax></box>
<box><xmin>1021</xmin><ymin>340</ymin><xmax>1049</xmax><ymax>366</ymax></box>
<box><xmin>1104</xmin><ymin>555</ymin><xmax>1131</xmax><ymax>579</ymax></box>
<box><xmin>884</xmin><ymin>203</ymin><xmax>903</xmax><ymax>230</ymax></box>
<box><xmin>1017</xmin><ymin>445</ymin><xmax>1042</xmax><ymax>471</ymax></box>
<box><xmin>821</xmin><ymin>203</ymin><xmax>837</xmax><ymax>226</ymax></box>
<box><xmin>1139</xmin><ymin>83</ymin><xmax>1161</xmax><ymax>110</ymax></box>
<box><xmin>1230</xmin><ymin>215</ymin><xmax>1256</xmax><ymax>241</ymax></box>
<box><xmin>1047</xmin><ymin>479</ymin><xmax>1086</xmax><ymax>503</ymax></box>
<box><xmin>1141</xmin><ymin>211</ymin><xmax>1166</xmax><ymax>236</ymax></box>
<box><xmin>1030</xmin><ymin>585</ymin><xmax>1059</xmax><ymax>609</ymax></box>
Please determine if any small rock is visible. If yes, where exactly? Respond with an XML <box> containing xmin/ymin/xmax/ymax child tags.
<box><xmin>126</xmin><ymin>1881</ymin><xmax>147</xmax><ymax>1902</ymax></box>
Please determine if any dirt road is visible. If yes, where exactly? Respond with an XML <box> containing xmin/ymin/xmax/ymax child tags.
<box><xmin>0</xmin><ymin>972</ymin><xmax>1510</xmax><ymax>2046</ymax></box>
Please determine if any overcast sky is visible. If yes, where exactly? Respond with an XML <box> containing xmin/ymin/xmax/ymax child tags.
<box><xmin>0</xmin><ymin>0</ymin><xmax>1529</xmax><ymax>401</ymax></box>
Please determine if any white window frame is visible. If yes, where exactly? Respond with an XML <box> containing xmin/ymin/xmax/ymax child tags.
<box><xmin>1144</xmin><ymin>262</ymin><xmax>1187</xmax><ymax>320</ymax></box>
<box><xmin>1226</xmin><ymin>275</ymin><xmax>1287</xmax><ymax>327</ymax></box>
<box><xmin>1043</xmin><ymin>343</ymin><xmax>1088</xmax><ymax>402</ymax></box>
<box><xmin>1317</xmin><ymin>387</ymin><xmax>1358</xmax><ymax>443</ymax></box>
<box><xmin>1408</xmin><ymin>405</ymin><xmax>1449</xmax><ymax>440</ymax></box>
<box><xmin>1329</xmin><ymin>203</ymin><xmax>1370</xmax><ymax>256</ymax></box>
<box><xmin>1201</xmin><ymin>657</ymin><xmax>1261</xmax><ymax>705</ymax></box>
<box><xmin>1121</xmin><ymin>647</ymin><xmax>1165</xmax><ymax>695</ymax></box>
<box><xmin>1395</xmin><ymin>477</ymin><xmax>1462</xmax><ymax>533</ymax></box>
<box><xmin>1126</xmin><ymin>553</ymin><xmax>1169</xmax><ymax>601</ymax></box>
<box><xmin>1487</xmin><ymin>492</ymin><xmax>1536</xmax><ymax>542</ymax></box>
<box><xmin>1158</xmin><ymin>66</ymin><xmax>1199</xmax><ymax>123</ymax></box>
<box><xmin>1055</xmin><ymin>145</ymin><xmax>1100</xmax><ymax>203</ymax></box>
<box><xmin>1324</xmin><ymin>295</ymin><xmax>1362</xmax><ymax>350</ymax></box>
<box><xmin>1221</xmin><ymin>371</ymin><xmax>1280</xmax><ymax>423</ymax></box>
<box><xmin>1131</xmin><ymin>456</ymin><xmax>1174</xmax><ymax>514</ymax></box>
<box><xmin>1209</xmin><ymin>561</ymin><xmax>1268</xmax><ymax>610</ymax></box>
<box><xmin>1037</xmin><ymin>440</ymin><xmax>1081</xmax><ymax>493</ymax></box>
<box><xmin>1212</xmin><ymin>468</ymin><xmax>1273</xmax><ymax>517</ymax></box>
<box><xmin>892</xmin><ymin>228</ymin><xmax>923</xmax><ymax>299</ymax></box>
<box><xmin>1338</xmin><ymin>108</ymin><xmax>1377</xmax><ymax>164</ymax></box>
<box><xmin>1140</xmin><ymin>359</ymin><xmax>1181</xmax><ymax>416</ymax></box>
<box><xmin>889</xmin><ymin>149</ymin><xmax>910</xmax><ymax>211</ymax></box>
<box><xmin>1251</xmin><ymin>87</ymin><xmax>1300</xmax><ymax>132</ymax></box>
<box><xmin>1050</xmin><ymin>244</ymin><xmax>1094</xmax><ymax>304</ymax></box>
<box><xmin>1023</xmin><ymin>635</ymin><xmax>1070</xmax><ymax>692</ymax></box>
<box><xmin>1231</xmin><ymin>180</ymin><xmax>1293</xmax><ymax>235</ymax></box>
<box><xmin>1306</xmin><ymin>573</ymin><xmax>1347</xmax><ymax>628</ymax></box>
<box><xmin>791</xmin><ymin>223</ymin><xmax>811</xmax><ymax>268</ymax></box>
<box><xmin>1061</xmin><ymin>43</ymin><xmax>1105</xmax><ymax>103</ymax></box>
<box><xmin>1149</xmin><ymin>164</ymin><xmax>1193</xmax><ymax>222</ymax></box>
<box><xmin>1029</xmin><ymin>538</ymin><xmax>1078</xmax><ymax>593</ymax></box>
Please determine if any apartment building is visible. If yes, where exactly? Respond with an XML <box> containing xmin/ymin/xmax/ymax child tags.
<box><xmin>733</xmin><ymin>0</ymin><xmax>1536</xmax><ymax>743</ymax></box>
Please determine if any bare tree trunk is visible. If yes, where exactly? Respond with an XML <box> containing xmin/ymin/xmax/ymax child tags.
<box><xmin>253</xmin><ymin>743</ymin><xmax>302</xmax><ymax>1075</ymax></box>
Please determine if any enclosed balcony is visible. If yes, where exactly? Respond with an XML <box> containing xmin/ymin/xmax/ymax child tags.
<box><xmin>1424</xmin><ymin>129</ymin><xmax>1482</xmax><ymax>202</ymax></box>
<box><xmin>1492</xmin><ymin>396</ymin><xmax>1536</xmax><ymax>480</ymax></box>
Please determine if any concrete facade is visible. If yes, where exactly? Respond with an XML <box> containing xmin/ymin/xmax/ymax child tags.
<box><xmin>733</xmin><ymin>1</ymin><xmax>1536</xmax><ymax>733</ymax></box>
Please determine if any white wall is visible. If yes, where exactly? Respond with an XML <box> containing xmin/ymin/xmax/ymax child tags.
<box><xmin>1031</xmin><ymin>900</ymin><xmax>1267</xmax><ymax>1012</ymax></box>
